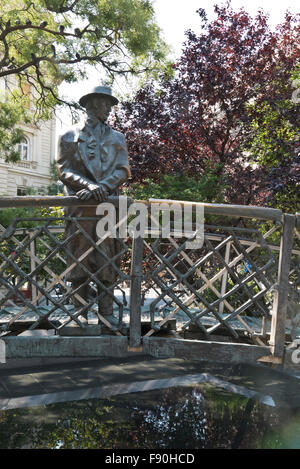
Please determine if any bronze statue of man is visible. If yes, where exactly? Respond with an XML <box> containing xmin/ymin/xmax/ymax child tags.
<box><xmin>56</xmin><ymin>86</ymin><xmax>130</xmax><ymax>326</ymax></box>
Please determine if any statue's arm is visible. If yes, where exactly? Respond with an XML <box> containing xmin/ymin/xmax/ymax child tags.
<box><xmin>101</xmin><ymin>167</ymin><xmax>131</xmax><ymax>192</ymax></box>
<box><xmin>56</xmin><ymin>135</ymin><xmax>94</xmax><ymax>193</ymax></box>
<box><xmin>57</xmin><ymin>134</ymin><xmax>111</xmax><ymax>201</ymax></box>
<box><xmin>100</xmin><ymin>133</ymin><xmax>131</xmax><ymax>192</ymax></box>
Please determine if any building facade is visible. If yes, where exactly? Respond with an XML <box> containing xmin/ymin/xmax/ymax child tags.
<box><xmin>0</xmin><ymin>78</ymin><xmax>56</xmax><ymax>196</ymax></box>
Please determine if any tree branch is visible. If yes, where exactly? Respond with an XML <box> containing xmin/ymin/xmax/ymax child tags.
<box><xmin>0</xmin><ymin>37</ymin><xmax>9</xmax><ymax>69</ymax></box>
<box><xmin>43</xmin><ymin>0</ymin><xmax>80</xmax><ymax>13</ymax></box>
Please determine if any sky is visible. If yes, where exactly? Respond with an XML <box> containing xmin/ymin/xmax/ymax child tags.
<box><xmin>56</xmin><ymin>0</ymin><xmax>299</xmax><ymax>135</ymax></box>
<box><xmin>153</xmin><ymin>0</ymin><xmax>300</xmax><ymax>58</ymax></box>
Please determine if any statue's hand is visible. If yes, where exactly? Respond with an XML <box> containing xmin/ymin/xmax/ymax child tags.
<box><xmin>87</xmin><ymin>183</ymin><xmax>109</xmax><ymax>202</ymax></box>
<box><xmin>76</xmin><ymin>189</ymin><xmax>92</xmax><ymax>200</ymax></box>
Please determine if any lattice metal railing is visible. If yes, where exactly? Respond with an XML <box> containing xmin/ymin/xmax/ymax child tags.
<box><xmin>0</xmin><ymin>196</ymin><xmax>299</xmax><ymax>361</ymax></box>
<box><xmin>288</xmin><ymin>223</ymin><xmax>300</xmax><ymax>341</ymax></box>
<box><xmin>130</xmin><ymin>202</ymin><xmax>299</xmax><ymax>357</ymax></box>
<box><xmin>139</xmin><ymin>223</ymin><xmax>281</xmax><ymax>346</ymax></box>
<box><xmin>0</xmin><ymin>212</ymin><xmax>132</xmax><ymax>335</ymax></box>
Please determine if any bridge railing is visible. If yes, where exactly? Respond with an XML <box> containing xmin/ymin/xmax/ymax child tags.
<box><xmin>0</xmin><ymin>196</ymin><xmax>299</xmax><ymax>365</ymax></box>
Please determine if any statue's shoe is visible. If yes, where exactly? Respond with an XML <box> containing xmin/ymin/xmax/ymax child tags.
<box><xmin>100</xmin><ymin>314</ymin><xmax>119</xmax><ymax>327</ymax></box>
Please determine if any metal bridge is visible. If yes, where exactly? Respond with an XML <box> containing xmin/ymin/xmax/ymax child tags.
<box><xmin>0</xmin><ymin>196</ymin><xmax>299</xmax><ymax>370</ymax></box>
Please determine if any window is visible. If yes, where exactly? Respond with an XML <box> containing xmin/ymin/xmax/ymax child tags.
<box><xmin>18</xmin><ymin>137</ymin><xmax>30</xmax><ymax>161</ymax></box>
<box><xmin>17</xmin><ymin>187</ymin><xmax>27</xmax><ymax>196</ymax></box>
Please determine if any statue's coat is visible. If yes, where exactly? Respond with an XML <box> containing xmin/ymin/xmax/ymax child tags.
<box><xmin>57</xmin><ymin>120</ymin><xmax>130</xmax><ymax>282</ymax></box>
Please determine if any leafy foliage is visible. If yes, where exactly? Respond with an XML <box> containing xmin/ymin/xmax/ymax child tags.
<box><xmin>0</xmin><ymin>93</ymin><xmax>31</xmax><ymax>162</ymax></box>
<box><xmin>114</xmin><ymin>4</ymin><xmax>299</xmax><ymax>209</ymax></box>
<box><xmin>124</xmin><ymin>171</ymin><xmax>226</xmax><ymax>203</ymax></box>
<box><xmin>0</xmin><ymin>0</ymin><xmax>169</xmax><ymax>160</ymax></box>
<box><xmin>242</xmin><ymin>65</ymin><xmax>300</xmax><ymax>211</ymax></box>
<box><xmin>245</xmin><ymin>100</ymin><xmax>298</xmax><ymax>168</ymax></box>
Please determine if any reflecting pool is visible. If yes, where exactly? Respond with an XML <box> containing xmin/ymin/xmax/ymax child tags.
<box><xmin>1</xmin><ymin>383</ymin><xmax>300</xmax><ymax>449</ymax></box>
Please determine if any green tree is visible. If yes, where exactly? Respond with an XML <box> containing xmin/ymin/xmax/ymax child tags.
<box><xmin>124</xmin><ymin>171</ymin><xmax>226</xmax><ymax>204</ymax></box>
<box><xmin>114</xmin><ymin>5</ymin><xmax>299</xmax><ymax>209</ymax></box>
<box><xmin>0</xmin><ymin>92</ymin><xmax>32</xmax><ymax>162</ymax></box>
<box><xmin>245</xmin><ymin>100</ymin><xmax>298</xmax><ymax>168</ymax></box>
<box><xmin>242</xmin><ymin>65</ymin><xmax>300</xmax><ymax>212</ymax></box>
<box><xmin>0</xmin><ymin>0</ymin><xmax>169</xmax><ymax>161</ymax></box>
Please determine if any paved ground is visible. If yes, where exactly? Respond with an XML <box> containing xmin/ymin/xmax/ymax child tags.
<box><xmin>1</xmin><ymin>355</ymin><xmax>300</xmax><ymax>411</ymax></box>
<box><xmin>0</xmin><ymin>287</ymin><xmax>283</xmax><ymax>333</ymax></box>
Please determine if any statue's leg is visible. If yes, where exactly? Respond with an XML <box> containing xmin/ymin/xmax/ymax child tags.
<box><xmin>97</xmin><ymin>281</ymin><xmax>116</xmax><ymax>324</ymax></box>
<box><xmin>72</xmin><ymin>279</ymin><xmax>89</xmax><ymax>323</ymax></box>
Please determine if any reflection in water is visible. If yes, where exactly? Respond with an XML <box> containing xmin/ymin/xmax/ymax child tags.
<box><xmin>132</xmin><ymin>387</ymin><xmax>207</xmax><ymax>448</ymax></box>
<box><xmin>0</xmin><ymin>384</ymin><xmax>300</xmax><ymax>449</ymax></box>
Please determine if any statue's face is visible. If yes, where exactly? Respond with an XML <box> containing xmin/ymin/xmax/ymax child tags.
<box><xmin>89</xmin><ymin>95</ymin><xmax>113</xmax><ymax>122</ymax></box>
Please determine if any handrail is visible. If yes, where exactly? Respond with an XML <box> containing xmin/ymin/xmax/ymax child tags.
<box><xmin>0</xmin><ymin>195</ymin><xmax>129</xmax><ymax>208</ymax></box>
<box><xmin>0</xmin><ymin>195</ymin><xmax>283</xmax><ymax>222</ymax></box>
<box><xmin>145</xmin><ymin>198</ymin><xmax>282</xmax><ymax>223</ymax></box>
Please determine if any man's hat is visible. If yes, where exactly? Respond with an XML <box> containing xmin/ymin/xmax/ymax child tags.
<box><xmin>79</xmin><ymin>85</ymin><xmax>119</xmax><ymax>108</ymax></box>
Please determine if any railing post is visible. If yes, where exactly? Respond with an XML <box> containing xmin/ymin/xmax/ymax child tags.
<box><xmin>219</xmin><ymin>240</ymin><xmax>231</xmax><ymax>314</ymax></box>
<box><xmin>29</xmin><ymin>231</ymin><xmax>38</xmax><ymax>303</ymax></box>
<box><xmin>270</xmin><ymin>213</ymin><xmax>295</xmax><ymax>358</ymax></box>
<box><xmin>129</xmin><ymin>235</ymin><xmax>143</xmax><ymax>349</ymax></box>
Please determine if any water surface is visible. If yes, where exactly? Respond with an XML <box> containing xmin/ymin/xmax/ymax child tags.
<box><xmin>1</xmin><ymin>383</ymin><xmax>299</xmax><ymax>449</ymax></box>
